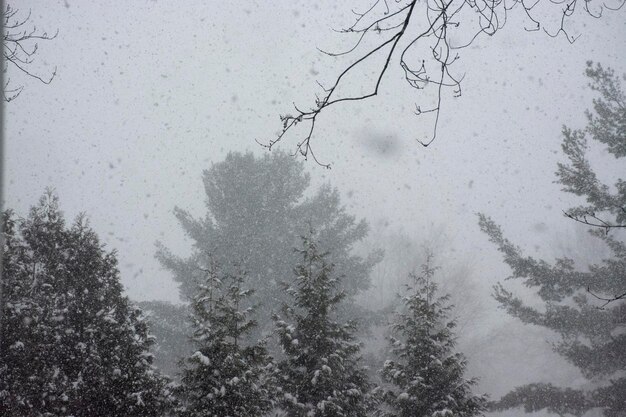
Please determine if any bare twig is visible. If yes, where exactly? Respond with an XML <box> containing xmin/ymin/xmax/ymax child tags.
<box><xmin>563</xmin><ymin>210</ymin><xmax>626</xmax><ymax>235</ymax></box>
<box><xmin>587</xmin><ymin>287</ymin><xmax>626</xmax><ymax>309</ymax></box>
<box><xmin>262</xmin><ymin>0</ymin><xmax>624</xmax><ymax>166</ymax></box>
<box><xmin>3</xmin><ymin>4</ymin><xmax>57</xmax><ymax>102</ymax></box>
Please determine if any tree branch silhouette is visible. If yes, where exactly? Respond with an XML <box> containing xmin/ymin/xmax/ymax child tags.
<box><xmin>261</xmin><ymin>0</ymin><xmax>624</xmax><ymax>166</ymax></box>
<box><xmin>3</xmin><ymin>4</ymin><xmax>57</xmax><ymax>102</ymax></box>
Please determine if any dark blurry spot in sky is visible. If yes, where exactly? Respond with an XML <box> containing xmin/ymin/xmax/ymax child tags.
<box><xmin>356</xmin><ymin>129</ymin><xmax>401</xmax><ymax>158</ymax></box>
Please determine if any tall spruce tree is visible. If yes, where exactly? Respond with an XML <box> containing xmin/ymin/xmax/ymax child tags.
<box><xmin>176</xmin><ymin>262</ymin><xmax>274</xmax><ymax>417</ymax></box>
<box><xmin>379</xmin><ymin>255</ymin><xmax>487</xmax><ymax>417</ymax></box>
<box><xmin>273</xmin><ymin>234</ymin><xmax>371</xmax><ymax>417</ymax></box>
<box><xmin>0</xmin><ymin>191</ymin><xmax>175</xmax><ymax>416</ymax></box>
<box><xmin>479</xmin><ymin>62</ymin><xmax>625</xmax><ymax>417</ymax></box>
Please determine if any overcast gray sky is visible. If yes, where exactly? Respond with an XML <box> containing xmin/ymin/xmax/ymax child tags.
<box><xmin>4</xmin><ymin>0</ymin><xmax>625</xmax><ymax>401</ymax></box>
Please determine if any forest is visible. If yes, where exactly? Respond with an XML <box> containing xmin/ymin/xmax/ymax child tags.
<box><xmin>1</xmin><ymin>1</ymin><xmax>625</xmax><ymax>417</ymax></box>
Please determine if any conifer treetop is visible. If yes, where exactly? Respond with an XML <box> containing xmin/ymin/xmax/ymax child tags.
<box><xmin>274</xmin><ymin>233</ymin><xmax>372</xmax><ymax>417</ymax></box>
<box><xmin>380</xmin><ymin>253</ymin><xmax>487</xmax><ymax>417</ymax></box>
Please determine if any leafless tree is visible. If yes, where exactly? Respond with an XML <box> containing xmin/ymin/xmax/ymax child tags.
<box><xmin>3</xmin><ymin>4</ymin><xmax>57</xmax><ymax>102</ymax></box>
<box><xmin>260</xmin><ymin>0</ymin><xmax>624</xmax><ymax>167</ymax></box>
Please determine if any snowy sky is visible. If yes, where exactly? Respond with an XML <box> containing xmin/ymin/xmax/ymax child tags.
<box><xmin>4</xmin><ymin>0</ymin><xmax>625</xmax><ymax>399</ymax></box>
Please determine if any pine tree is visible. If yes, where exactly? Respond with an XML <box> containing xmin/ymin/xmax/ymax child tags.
<box><xmin>273</xmin><ymin>235</ymin><xmax>371</xmax><ymax>417</ymax></box>
<box><xmin>155</xmin><ymin>151</ymin><xmax>382</xmax><ymax>337</ymax></box>
<box><xmin>137</xmin><ymin>300</ymin><xmax>192</xmax><ymax>378</ymax></box>
<box><xmin>479</xmin><ymin>62</ymin><xmax>625</xmax><ymax>417</ymax></box>
<box><xmin>0</xmin><ymin>191</ymin><xmax>175</xmax><ymax>416</ymax></box>
<box><xmin>379</xmin><ymin>255</ymin><xmax>487</xmax><ymax>417</ymax></box>
<box><xmin>491</xmin><ymin>383</ymin><xmax>588</xmax><ymax>416</ymax></box>
<box><xmin>153</xmin><ymin>151</ymin><xmax>382</xmax><ymax>385</ymax></box>
<box><xmin>177</xmin><ymin>262</ymin><xmax>274</xmax><ymax>417</ymax></box>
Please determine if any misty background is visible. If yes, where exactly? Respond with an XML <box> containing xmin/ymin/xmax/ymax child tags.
<box><xmin>4</xmin><ymin>0</ymin><xmax>625</xmax><ymax>412</ymax></box>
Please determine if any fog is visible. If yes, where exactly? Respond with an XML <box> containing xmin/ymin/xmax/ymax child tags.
<box><xmin>3</xmin><ymin>1</ymin><xmax>625</xmax><ymax>415</ymax></box>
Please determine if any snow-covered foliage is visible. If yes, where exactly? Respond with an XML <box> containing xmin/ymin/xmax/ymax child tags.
<box><xmin>378</xmin><ymin>254</ymin><xmax>487</xmax><ymax>417</ymax></box>
<box><xmin>480</xmin><ymin>63</ymin><xmax>626</xmax><ymax>417</ymax></box>
<box><xmin>491</xmin><ymin>383</ymin><xmax>589</xmax><ymax>416</ymax></box>
<box><xmin>176</xmin><ymin>262</ymin><xmax>274</xmax><ymax>417</ymax></box>
<box><xmin>556</xmin><ymin>62</ymin><xmax>626</xmax><ymax>231</ymax></box>
<box><xmin>273</xmin><ymin>234</ymin><xmax>372</xmax><ymax>417</ymax></box>
<box><xmin>0</xmin><ymin>191</ymin><xmax>175</xmax><ymax>416</ymax></box>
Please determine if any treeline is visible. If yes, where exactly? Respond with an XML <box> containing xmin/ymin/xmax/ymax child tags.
<box><xmin>0</xmin><ymin>190</ymin><xmax>485</xmax><ymax>417</ymax></box>
<box><xmin>1</xmin><ymin>63</ymin><xmax>624</xmax><ymax>416</ymax></box>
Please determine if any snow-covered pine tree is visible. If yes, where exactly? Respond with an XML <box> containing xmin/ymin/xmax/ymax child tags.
<box><xmin>0</xmin><ymin>191</ymin><xmax>175</xmax><ymax>416</ymax></box>
<box><xmin>379</xmin><ymin>254</ymin><xmax>487</xmax><ymax>417</ymax></box>
<box><xmin>176</xmin><ymin>261</ymin><xmax>274</xmax><ymax>417</ymax></box>
<box><xmin>274</xmin><ymin>234</ymin><xmax>371</xmax><ymax>417</ymax></box>
<box><xmin>479</xmin><ymin>62</ymin><xmax>625</xmax><ymax>417</ymax></box>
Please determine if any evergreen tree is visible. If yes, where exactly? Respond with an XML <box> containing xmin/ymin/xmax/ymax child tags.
<box><xmin>153</xmin><ymin>151</ymin><xmax>382</xmax><ymax>384</ymax></box>
<box><xmin>0</xmin><ymin>191</ymin><xmax>175</xmax><ymax>417</ymax></box>
<box><xmin>156</xmin><ymin>150</ymin><xmax>382</xmax><ymax>323</ymax></box>
<box><xmin>379</xmin><ymin>255</ymin><xmax>487</xmax><ymax>417</ymax></box>
<box><xmin>490</xmin><ymin>383</ymin><xmax>588</xmax><ymax>416</ymax></box>
<box><xmin>557</xmin><ymin>62</ymin><xmax>626</xmax><ymax>234</ymax></box>
<box><xmin>479</xmin><ymin>62</ymin><xmax>625</xmax><ymax>417</ymax></box>
<box><xmin>138</xmin><ymin>300</ymin><xmax>192</xmax><ymax>379</ymax></box>
<box><xmin>176</xmin><ymin>262</ymin><xmax>274</xmax><ymax>417</ymax></box>
<box><xmin>273</xmin><ymin>235</ymin><xmax>371</xmax><ymax>417</ymax></box>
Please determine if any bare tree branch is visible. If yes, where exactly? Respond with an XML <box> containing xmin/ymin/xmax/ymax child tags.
<box><xmin>587</xmin><ymin>287</ymin><xmax>626</xmax><ymax>309</ymax></box>
<box><xmin>563</xmin><ymin>210</ymin><xmax>626</xmax><ymax>234</ymax></box>
<box><xmin>3</xmin><ymin>4</ymin><xmax>57</xmax><ymax>102</ymax></box>
<box><xmin>261</xmin><ymin>0</ymin><xmax>624</xmax><ymax>166</ymax></box>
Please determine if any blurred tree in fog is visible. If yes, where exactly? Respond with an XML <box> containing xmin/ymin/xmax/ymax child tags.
<box><xmin>157</xmin><ymin>151</ymin><xmax>381</xmax><ymax>307</ymax></box>
<box><xmin>362</xmin><ymin>224</ymin><xmax>486</xmax><ymax>336</ymax></box>
<box><xmin>378</xmin><ymin>255</ymin><xmax>487</xmax><ymax>417</ymax></box>
<box><xmin>0</xmin><ymin>192</ymin><xmax>175</xmax><ymax>416</ymax></box>
<box><xmin>3</xmin><ymin>4</ymin><xmax>56</xmax><ymax>101</ymax></box>
<box><xmin>480</xmin><ymin>62</ymin><xmax>625</xmax><ymax>417</ymax></box>
<box><xmin>153</xmin><ymin>151</ymin><xmax>382</xmax><ymax>375</ymax></box>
